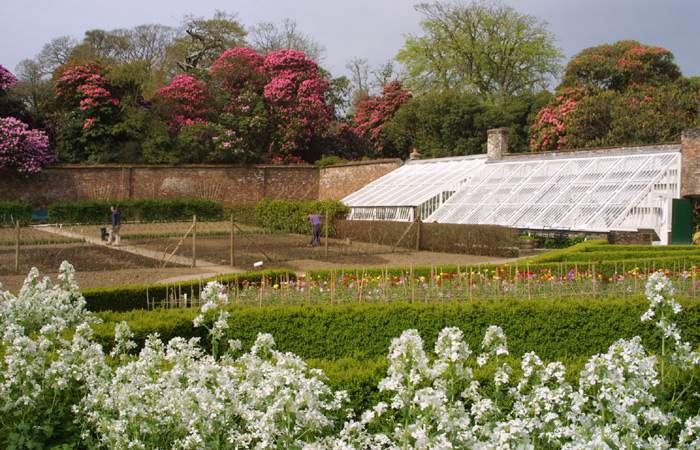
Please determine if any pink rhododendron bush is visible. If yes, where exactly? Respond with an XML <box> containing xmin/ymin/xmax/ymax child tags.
<box><xmin>0</xmin><ymin>116</ymin><xmax>53</xmax><ymax>174</ymax></box>
<box><xmin>152</xmin><ymin>47</ymin><xmax>333</xmax><ymax>163</ymax></box>
<box><xmin>2</xmin><ymin>265</ymin><xmax>700</xmax><ymax>448</ymax></box>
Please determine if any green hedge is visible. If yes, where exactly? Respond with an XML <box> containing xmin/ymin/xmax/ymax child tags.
<box><xmin>47</xmin><ymin>199</ymin><xmax>224</xmax><ymax>224</ymax></box>
<box><xmin>224</xmin><ymin>204</ymin><xmax>257</xmax><ymax>225</ymax></box>
<box><xmin>254</xmin><ymin>199</ymin><xmax>347</xmax><ymax>234</ymax></box>
<box><xmin>0</xmin><ymin>201</ymin><xmax>32</xmax><ymax>227</ymax></box>
<box><xmin>82</xmin><ymin>269</ymin><xmax>292</xmax><ymax>312</ymax></box>
<box><xmin>93</xmin><ymin>297</ymin><xmax>700</xmax><ymax>362</ymax></box>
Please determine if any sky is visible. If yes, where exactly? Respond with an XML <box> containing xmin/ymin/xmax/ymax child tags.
<box><xmin>1</xmin><ymin>0</ymin><xmax>699</xmax><ymax>82</ymax></box>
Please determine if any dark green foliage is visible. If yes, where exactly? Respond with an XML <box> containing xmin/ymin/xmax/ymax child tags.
<box><xmin>254</xmin><ymin>199</ymin><xmax>348</xmax><ymax>234</ymax></box>
<box><xmin>0</xmin><ymin>201</ymin><xmax>32</xmax><ymax>226</ymax></box>
<box><xmin>82</xmin><ymin>269</ymin><xmax>291</xmax><ymax>312</ymax></box>
<box><xmin>94</xmin><ymin>297</ymin><xmax>700</xmax><ymax>362</ymax></box>
<box><xmin>314</xmin><ymin>155</ymin><xmax>350</xmax><ymax>168</ymax></box>
<box><xmin>47</xmin><ymin>199</ymin><xmax>224</xmax><ymax>224</ymax></box>
<box><xmin>383</xmin><ymin>90</ymin><xmax>551</xmax><ymax>157</ymax></box>
<box><xmin>223</xmin><ymin>204</ymin><xmax>258</xmax><ymax>225</ymax></box>
<box><xmin>532</xmin><ymin>234</ymin><xmax>586</xmax><ymax>249</ymax></box>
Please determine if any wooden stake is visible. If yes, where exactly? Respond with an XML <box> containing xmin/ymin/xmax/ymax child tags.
<box><xmin>324</xmin><ymin>208</ymin><xmax>329</xmax><ymax>258</ymax></box>
<box><xmin>191</xmin><ymin>214</ymin><xmax>197</xmax><ymax>268</ymax></box>
<box><xmin>14</xmin><ymin>220</ymin><xmax>20</xmax><ymax>274</ymax></box>
<box><xmin>230</xmin><ymin>213</ymin><xmax>235</xmax><ymax>267</ymax></box>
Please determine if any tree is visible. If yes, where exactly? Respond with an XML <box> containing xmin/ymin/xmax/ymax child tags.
<box><xmin>350</xmin><ymin>81</ymin><xmax>412</xmax><ymax>157</ymax></box>
<box><xmin>249</xmin><ymin>18</ymin><xmax>325</xmax><ymax>62</ymax></box>
<box><xmin>169</xmin><ymin>11</ymin><xmax>247</xmax><ymax>73</ymax></box>
<box><xmin>397</xmin><ymin>0</ymin><xmax>562</xmax><ymax>101</ymax></box>
<box><xmin>560</xmin><ymin>40</ymin><xmax>681</xmax><ymax>91</ymax></box>
<box><xmin>12</xmin><ymin>59</ymin><xmax>53</xmax><ymax>126</ymax></box>
<box><xmin>37</xmin><ymin>36</ymin><xmax>78</xmax><ymax>75</ymax></box>
<box><xmin>384</xmin><ymin>90</ymin><xmax>550</xmax><ymax>158</ymax></box>
<box><xmin>530</xmin><ymin>40</ymin><xmax>698</xmax><ymax>151</ymax></box>
<box><xmin>0</xmin><ymin>116</ymin><xmax>53</xmax><ymax>174</ymax></box>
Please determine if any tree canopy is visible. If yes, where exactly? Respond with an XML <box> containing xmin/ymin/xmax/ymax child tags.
<box><xmin>397</xmin><ymin>0</ymin><xmax>562</xmax><ymax>101</ymax></box>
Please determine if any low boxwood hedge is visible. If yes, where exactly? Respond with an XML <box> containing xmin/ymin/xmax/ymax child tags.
<box><xmin>93</xmin><ymin>296</ymin><xmax>700</xmax><ymax>362</ymax></box>
<box><xmin>83</xmin><ymin>269</ymin><xmax>292</xmax><ymax>312</ymax></box>
<box><xmin>0</xmin><ymin>200</ymin><xmax>32</xmax><ymax>227</ymax></box>
<box><xmin>48</xmin><ymin>199</ymin><xmax>224</xmax><ymax>224</ymax></box>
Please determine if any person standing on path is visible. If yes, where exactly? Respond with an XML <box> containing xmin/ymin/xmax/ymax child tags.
<box><xmin>108</xmin><ymin>205</ymin><xmax>121</xmax><ymax>246</ymax></box>
<box><xmin>308</xmin><ymin>211</ymin><xmax>322</xmax><ymax>246</ymax></box>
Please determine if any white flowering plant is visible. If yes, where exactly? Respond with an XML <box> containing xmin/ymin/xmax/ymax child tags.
<box><xmin>2</xmin><ymin>265</ymin><xmax>700</xmax><ymax>448</ymax></box>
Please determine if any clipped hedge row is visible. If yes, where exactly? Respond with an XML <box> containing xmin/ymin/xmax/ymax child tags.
<box><xmin>333</xmin><ymin>220</ymin><xmax>518</xmax><ymax>257</ymax></box>
<box><xmin>224</xmin><ymin>204</ymin><xmax>257</xmax><ymax>225</ymax></box>
<box><xmin>82</xmin><ymin>269</ymin><xmax>292</xmax><ymax>312</ymax></box>
<box><xmin>307</xmin><ymin>254</ymin><xmax>700</xmax><ymax>280</ymax></box>
<box><xmin>0</xmin><ymin>200</ymin><xmax>32</xmax><ymax>227</ymax></box>
<box><xmin>48</xmin><ymin>199</ymin><xmax>224</xmax><ymax>224</ymax></box>
<box><xmin>549</xmin><ymin>249</ymin><xmax>700</xmax><ymax>263</ymax></box>
<box><xmin>93</xmin><ymin>297</ymin><xmax>700</xmax><ymax>362</ymax></box>
<box><xmin>254</xmin><ymin>199</ymin><xmax>347</xmax><ymax>234</ymax></box>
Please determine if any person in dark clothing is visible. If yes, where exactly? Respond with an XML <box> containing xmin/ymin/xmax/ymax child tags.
<box><xmin>108</xmin><ymin>205</ymin><xmax>121</xmax><ymax>246</ymax></box>
<box><xmin>308</xmin><ymin>212</ymin><xmax>322</xmax><ymax>246</ymax></box>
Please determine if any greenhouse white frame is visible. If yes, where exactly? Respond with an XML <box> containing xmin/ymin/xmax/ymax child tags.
<box><xmin>342</xmin><ymin>145</ymin><xmax>681</xmax><ymax>244</ymax></box>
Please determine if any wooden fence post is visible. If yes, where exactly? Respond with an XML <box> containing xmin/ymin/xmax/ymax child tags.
<box><xmin>324</xmin><ymin>208</ymin><xmax>329</xmax><ymax>258</ymax></box>
<box><xmin>191</xmin><ymin>214</ymin><xmax>197</xmax><ymax>268</ymax></box>
<box><xmin>230</xmin><ymin>213</ymin><xmax>235</xmax><ymax>267</ymax></box>
<box><xmin>413</xmin><ymin>206</ymin><xmax>421</xmax><ymax>251</ymax></box>
<box><xmin>14</xmin><ymin>220</ymin><xmax>20</xmax><ymax>274</ymax></box>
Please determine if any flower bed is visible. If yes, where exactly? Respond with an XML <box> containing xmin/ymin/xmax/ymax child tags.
<box><xmin>2</xmin><ymin>263</ymin><xmax>700</xmax><ymax>447</ymax></box>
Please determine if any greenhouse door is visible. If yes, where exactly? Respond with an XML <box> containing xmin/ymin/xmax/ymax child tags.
<box><xmin>671</xmin><ymin>198</ymin><xmax>693</xmax><ymax>245</ymax></box>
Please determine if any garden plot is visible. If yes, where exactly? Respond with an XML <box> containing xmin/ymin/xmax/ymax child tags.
<box><xmin>0</xmin><ymin>242</ymin><xmax>176</xmax><ymax>275</ymax></box>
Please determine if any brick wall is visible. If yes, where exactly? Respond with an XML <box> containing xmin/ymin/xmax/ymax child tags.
<box><xmin>0</xmin><ymin>165</ymin><xmax>319</xmax><ymax>207</ymax></box>
<box><xmin>319</xmin><ymin>159</ymin><xmax>402</xmax><ymax>200</ymax></box>
<box><xmin>0</xmin><ymin>160</ymin><xmax>399</xmax><ymax>207</ymax></box>
<box><xmin>681</xmin><ymin>128</ymin><xmax>700</xmax><ymax>199</ymax></box>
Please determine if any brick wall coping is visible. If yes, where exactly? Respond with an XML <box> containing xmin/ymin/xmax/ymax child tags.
<box><xmin>321</xmin><ymin>158</ymin><xmax>402</xmax><ymax>169</ymax></box>
<box><xmin>40</xmin><ymin>163</ymin><xmax>318</xmax><ymax>170</ymax></box>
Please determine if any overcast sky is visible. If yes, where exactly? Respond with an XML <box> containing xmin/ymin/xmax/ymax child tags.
<box><xmin>1</xmin><ymin>0</ymin><xmax>699</xmax><ymax>82</ymax></box>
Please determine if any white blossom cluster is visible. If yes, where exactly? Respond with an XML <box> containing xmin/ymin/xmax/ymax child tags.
<box><xmin>2</xmin><ymin>265</ymin><xmax>700</xmax><ymax>448</ymax></box>
<box><xmin>78</xmin><ymin>332</ymin><xmax>348</xmax><ymax>448</ymax></box>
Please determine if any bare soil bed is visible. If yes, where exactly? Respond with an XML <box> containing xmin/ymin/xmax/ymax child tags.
<box><xmin>131</xmin><ymin>233</ymin><xmax>407</xmax><ymax>267</ymax></box>
<box><xmin>0</xmin><ymin>227</ymin><xmax>82</xmax><ymax>245</ymax></box>
<box><xmin>0</xmin><ymin>266</ymin><xmax>214</xmax><ymax>293</ymax></box>
<box><xmin>130</xmin><ymin>234</ymin><xmax>513</xmax><ymax>272</ymax></box>
<box><xmin>0</xmin><ymin>242</ymin><xmax>183</xmax><ymax>276</ymax></box>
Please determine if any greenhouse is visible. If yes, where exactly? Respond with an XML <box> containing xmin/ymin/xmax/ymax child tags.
<box><xmin>343</xmin><ymin>144</ymin><xmax>682</xmax><ymax>244</ymax></box>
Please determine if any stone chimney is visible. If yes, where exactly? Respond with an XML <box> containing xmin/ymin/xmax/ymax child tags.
<box><xmin>409</xmin><ymin>147</ymin><xmax>422</xmax><ymax>160</ymax></box>
<box><xmin>487</xmin><ymin>128</ymin><xmax>509</xmax><ymax>161</ymax></box>
<box><xmin>681</xmin><ymin>128</ymin><xmax>700</xmax><ymax>198</ymax></box>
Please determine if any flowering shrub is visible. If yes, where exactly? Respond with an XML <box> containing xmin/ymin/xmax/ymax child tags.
<box><xmin>529</xmin><ymin>87</ymin><xmax>584</xmax><ymax>151</ymax></box>
<box><xmin>153</xmin><ymin>74</ymin><xmax>209</xmax><ymax>133</ymax></box>
<box><xmin>0</xmin><ymin>64</ymin><xmax>18</xmax><ymax>91</ymax></box>
<box><xmin>3</xmin><ymin>264</ymin><xmax>700</xmax><ymax>448</ymax></box>
<box><xmin>55</xmin><ymin>62</ymin><xmax>120</xmax><ymax>131</ymax></box>
<box><xmin>0</xmin><ymin>116</ymin><xmax>54</xmax><ymax>174</ymax></box>
<box><xmin>351</xmin><ymin>81</ymin><xmax>412</xmax><ymax>156</ymax></box>
<box><xmin>262</xmin><ymin>49</ymin><xmax>333</xmax><ymax>157</ymax></box>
